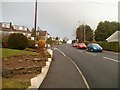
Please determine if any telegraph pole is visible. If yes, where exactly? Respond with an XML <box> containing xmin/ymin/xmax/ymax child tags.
<box><xmin>84</xmin><ymin>24</ymin><xmax>86</xmax><ymax>43</ymax></box>
<box><xmin>34</xmin><ymin>0</ymin><xmax>37</xmax><ymax>41</ymax></box>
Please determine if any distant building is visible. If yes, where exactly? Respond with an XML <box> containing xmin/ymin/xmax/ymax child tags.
<box><xmin>38</xmin><ymin>31</ymin><xmax>48</xmax><ymax>41</ymax></box>
<box><xmin>67</xmin><ymin>40</ymin><xmax>72</xmax><ymax>44</ymax></box>
<box><xmin>106</xmin><ymin>31</ymin><xmax>120</xmax><ymax>42</ymax></box>
<box><xmin>1</xmin><ymin>22</ymin><xmax>31</xmax><ymax>38</ymax></box>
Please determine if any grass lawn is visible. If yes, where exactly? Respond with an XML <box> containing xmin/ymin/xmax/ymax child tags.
<box><xmin>1</xmin><ymin>48</ymin><xmax>39</xmax><ymax>89</ymax></box>
<box><xmin>1</xmin><ymin>48</ymin><xmax>39</xmax><ymax>59</ymax></box>
<box><xmin>2</xmin><ymin>78</ymin><xmax>30</xmax><ymax>88</ymax></box>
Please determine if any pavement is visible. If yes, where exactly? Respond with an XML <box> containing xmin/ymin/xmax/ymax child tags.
<box><xmin>39</xmin><ymin>48</ymin><xmax>87</xmax><ymax>88</ymax></box>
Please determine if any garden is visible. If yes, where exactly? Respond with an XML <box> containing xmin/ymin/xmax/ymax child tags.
<box><xmin>1</xmin><ymin>33</ymin><xmax>51</xmax><ymax>89</ymax></box>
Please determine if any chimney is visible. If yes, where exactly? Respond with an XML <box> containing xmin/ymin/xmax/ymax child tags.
<box><xmin>10</xmin><ymin>22</ymin><xmax>12</xmax><ymax>29</ymax></box>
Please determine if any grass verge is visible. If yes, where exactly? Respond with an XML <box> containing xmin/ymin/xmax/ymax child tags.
<box><xmin>1</xmin><ymin>48</ymin><xmax>39</xmax><ymax>59</ymax></box>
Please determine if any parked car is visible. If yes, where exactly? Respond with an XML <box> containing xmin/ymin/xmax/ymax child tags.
<box><xmin>87</xmin><ymin>43</ymin><xmax>103</xmax><ymax>52</ymax></box>
<box><xmin>77</xmin><ymin>43</ymin><xmax>87</xmax><ymax>49</ymax></box>
<box><xmin>73</xmin><ymin>43</ymin><xmax>78</xmax><ymax>47</ymax></box>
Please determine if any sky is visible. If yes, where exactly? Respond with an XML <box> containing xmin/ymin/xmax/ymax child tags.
<box><xmin>0</xmin><ymin>0</ymin><xmax>119</xmax><ymax>39</ymax></box>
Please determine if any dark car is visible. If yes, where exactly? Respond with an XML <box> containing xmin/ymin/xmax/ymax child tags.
<box><xmin>77</xmin><ymin>43</ymin><xmax>87</xmax><ymax>49</ymax></box>
<box><xmin>87</xmin><ymin>43</ymin><xmax>103</xmax><ymax>52</ymax></box>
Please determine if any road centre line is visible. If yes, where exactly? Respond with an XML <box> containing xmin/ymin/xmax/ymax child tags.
<box><xmin>86</xmin><ymin>52</ymin><xmax>97</xmax><ymax>56</ymax></box>
<box><xmin>103</xmin><ymin>56</ymin><xmax>119</xmax><ymax>63</ymax></box>
<box><xmin>55</xmin><ymin>48</ymin><xmax>90</xmax><ymax>89</ymax></box>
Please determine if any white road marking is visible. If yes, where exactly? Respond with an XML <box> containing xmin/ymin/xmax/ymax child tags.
<box><xmin>55</xmin><ymin>48</ymin><xmax>66</xmax><ymax>56</ymax></box>
<box><xmin>103</xmin><ymin>57</ymin><xmax>119</xmax><ymax>63</ymax></box>
<box><xmin>56</xmin><ymin>48</ymin><xmax>90</xmax><ymax>89</ymax></box>
<box><xmin>66</xmin><ymin>56</ymin><xmax>90</xmax><ymax>89</ymax></box>
<box><xmin>54</xmin><ymin>48</ymin><xmax>57</xmax><ymax>50</ymax></box>
<box><xmin>86</xmin><ymin>52</ymin><xmax>97</xmax><ymax>56</ymax></box>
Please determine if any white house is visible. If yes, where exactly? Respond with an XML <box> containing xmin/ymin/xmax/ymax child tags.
<box><xmin>106</xmin><ymin>31</ymin><xmax>120</xmax><ymax>42</ymax></box>
<box><xmin>1</xmin><ymin>22</ymin><xmax>31</xmax><ymax>38</ymax></box>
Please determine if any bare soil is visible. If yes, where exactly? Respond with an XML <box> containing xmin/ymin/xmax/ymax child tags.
<box><xmin>2</xmin><ymin>50</ymin><xmax>49</xmax><ymax>84</ymax></box>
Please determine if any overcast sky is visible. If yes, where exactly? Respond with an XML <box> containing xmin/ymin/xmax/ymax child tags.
<box><xmin>0</xmin><ymin>0</ymin><xmax>119</xmax><ymax>39</ymax></box>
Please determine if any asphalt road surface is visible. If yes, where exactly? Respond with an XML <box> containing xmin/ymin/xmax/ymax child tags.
<box><xmin>40</xmin><ymin>48</ymin><xmax>87</xmax><ymax>88</ymax></box>
<box><xmin>54</xmin><ymin>44</ymin><xmax>119</xmax><ymax>88</ymax></box>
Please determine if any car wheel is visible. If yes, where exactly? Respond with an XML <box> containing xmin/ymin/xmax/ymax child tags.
<box><xmin>100</xmin><ymin>50</ymin><xmax>102</xmax><ymax>52</ymax></box>
<box><xmin>86</xmin><ymin>48</ymin><xmax>89</xmax><ymax>51</ymax></box>
<box><xmin>90</xmin><ymin>49</ymin><xmax>94</xmax><ymax>52</ymax></box>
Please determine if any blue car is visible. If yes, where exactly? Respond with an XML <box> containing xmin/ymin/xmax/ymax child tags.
<box><xmin>87</xmin><ymin>43</ymin><xmax>103</xmax><ymax>52</ymax></box>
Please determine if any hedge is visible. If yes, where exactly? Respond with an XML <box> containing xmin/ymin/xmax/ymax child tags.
<box><xmin>97</xmin><ymin>42</ymin><xmax>120</xmax><ymax>52</ymax></box>
<box><xmin>27</xmin><ymin>40</ymin><xmax>35</xmax><ymax>48</ymax></box>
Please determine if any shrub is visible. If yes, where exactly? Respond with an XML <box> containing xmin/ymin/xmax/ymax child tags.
<box><xmin>2</xmin><ymin>36</ymin><xmax>9</xmax><ymax>48</ymax></box>
<box><xmin>8</xmin><ymin>33</ymin><xmax>28</xmax><ymax>50</ymax></box>
<box><xmin>27</xmin><ymin>40</ymin><xmax>35</xmax><ymax>48</ymax></box>
<box><xmin>38</xmin><ymin>40</ymin><xmax>45</xmax><ymax>48</ymax></box>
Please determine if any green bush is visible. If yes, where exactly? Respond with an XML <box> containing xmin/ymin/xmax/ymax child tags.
<box><xmin>97</xmin><ymin>42</ymin><xmax>120</xmax><ymax>52</ymax></box>
<box><xmin>27</xmin><ymin>40</ymin><xmax>35</xmax><ymax>48</ymax></box>
<box><xmin>8</xmin><ymin>33</ymin><xmax>28</xmax><ymax>50</ymax></box>
<box><xmin>2</xmin><ymin>36</ymin><xmax>9</xmax><ymax>48</ymax></box>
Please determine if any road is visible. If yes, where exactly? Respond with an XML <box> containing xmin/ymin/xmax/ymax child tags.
<box><xmin>54</xmin><ymin>44</ymin><xmax>119</xmax><ymax>88</ymax></box>
<box><xmin>40</xmin><ymin>49</ymin><xmax>87</xmax><ymax>88</ymax></box>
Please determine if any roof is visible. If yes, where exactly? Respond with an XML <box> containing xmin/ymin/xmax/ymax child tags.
<box><xmin>1</xmin><ymin>22</ymin><xmax>30</xmax><ymax>33</ymax></box>
<box><xmin>39</xmin><ymin>31</ymin><xmax>47</xmax><ymax>36</ymax></box>
<box><xmin>1</xmin><ymin>27</ymin><xmax>30</xmax><ymax>33</ymax></box>
<box><xmin>106</xmin><ymin>31</ymin><xmax>120</xmax><ymax>42</ymax></box>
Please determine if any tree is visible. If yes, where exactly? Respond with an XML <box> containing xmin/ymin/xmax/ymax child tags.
<box><xmin>31</xmin><ymin>28</ymin><xmax>35</xmax><ymax>37</ymax></box>
<box><xmin>55</xmin><ymin>37</ymin><xmax>59</xmax><ymax>40</ymax></box>
<box><xmin>95</xmin><ymin>21</ymin><xmax>120</xmax><ymax>41</ymax></box>
<box><xmin>46</xmin><ymin>37</ymin><xmax>53</xmax><ymax>45</ymax></box>
<box><xmin>8</xmin><ymin>33</ymin><xmax>28</xmax><ymax>50</ymax></box>
<box><xmin>76</xmin><ymin>24</ymin><xmax>93</xmax><ymax>43</ymax></box>
<box><xmin>38</xmin><ymin>39</ymin><xmax>45</xmax><ymax>49</ymax></box>
<box><xmin>63</xmin><ymin>37</ymin><xmax>69</xmax><ymax>43</ymax></box>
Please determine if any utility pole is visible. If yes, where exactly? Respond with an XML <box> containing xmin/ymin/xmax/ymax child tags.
<box><xmin>84</xmin><ymin>24</ymin><xmax>86</xmax><ymax>43</ymax></box>
<box><xmin>78</xmin><ymin>21</ymin><xmax>83</xmax><ymax>43</ymax></box>
<box><xmin>34</xmin><ymin>0</ymin><xmax>37</xmax><ymax>41</ymax></box>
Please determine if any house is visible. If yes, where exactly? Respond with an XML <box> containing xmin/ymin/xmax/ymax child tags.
<box><xmin>106</xmin><ymin>31</ymin><xmax>120</xmax><ymax>42</ymax></box>
<box><xmin>34</xmin><ymin>29</ymin><xmax>48</xmax><ymax>41</ymax></box>
<box><xmin>12</xmin><ymin>25</ymin><xmax>31</xmax><ymax>38</ymax></box>
<box><xmin>39</xmin><ymin>31</ymin><xmax>47</xmax><ymax>40</ymax></box>
<box><xmin>1</xmin><ymin>22</ymin><xmax>31</xmax><ymax>38</ymax></box>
